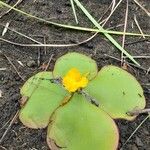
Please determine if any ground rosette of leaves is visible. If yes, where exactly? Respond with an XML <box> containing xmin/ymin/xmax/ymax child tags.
<box><xmin>19</xmin><ymin>52</ymin><xmax>145</xmax><ymax>150</ymax></box>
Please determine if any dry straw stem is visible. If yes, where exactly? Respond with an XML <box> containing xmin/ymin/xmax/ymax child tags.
<box><xmin>0</xmin><ymin>37</ymin><xmax>81</xmax><ymax>47</ymax></box>
<box><xmin>124</xmin><ymin>55</ymin><xmax>150</xmax><ymax>59</ymax></box>
<box><xmin>44</xmin><ymin>54</ymin><xmax>54</xmax><ymax>71</ymax></box>
<box><xmin>74</xmin><ymin>0</ymin><xmax>124</xmax><ymax>50</ymax></box>
<box><xmin>0</xmin><ymin>0</ymin><xmax>23</xmax><ymax>18</ymax></box>
<box><xmin>104</xmin><ymin>54</ymin><xmax>148</xmax><ymax>71</ymax></box>
<box><xmin>134</xmin><ymin>0</ymin><xmax>150</xmax><ymax>16</ymax></box>
<box><xmin>0</xmin><ymin>51</ymin><xmax>24</xmax><ymax>80</ymax></box>
<box><xmin>128</xmin><ymin>108</ymin><xmax>150</xmax><ymax>116</ymax></box>
<box><xmin>0</xmin><ymin>1</ymin><xmax>149</xmax><ymax>37</ymax></box>
<box><xmin>121</xmin><ymin>0</ymin><xmax>128</xmax><ymax>65</ymax></box>
<box><xmin>134</xmin><ymin>15</ymin><xmax>145</xmax><ymax>38</ymax></box>
<box><xmin>0</xmin><ymin>23</ymin><xmax>42</xmax><ymax>44</ymax></box>
<box><xmin>121</xmin><ymin>113</ymin><xmax>150</xmax><ymax>149</ymax></box>
<box><xmin>0</xmin><ymin>111</ymin><xmax>20</xmax><ymax>144</ymax></box>
<box><xmin>70</xmin><ymin>0</ymin><xmax>78</xmax><ymax>24</ymax></box>
<box><xmin>0</xmin><ymin>0</ymin><xmax>150</xmax><ymax>66</ymax></box>
<box><xmin>73</xmin><ymin>0</ymin><xmax>140</xmax><ymax>66</ymax></box>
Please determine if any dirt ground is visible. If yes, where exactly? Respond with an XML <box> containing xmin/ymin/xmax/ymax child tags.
<box><xmin>0</xmin><ymin>0</ymin><xmax>150</xmax><ymax>149</ymax></box>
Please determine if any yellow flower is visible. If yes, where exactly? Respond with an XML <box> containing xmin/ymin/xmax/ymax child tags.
<box><xmin>62</xmin><ymin>68</ymin><xmax>88</xmax><ymax>92</ymax></box>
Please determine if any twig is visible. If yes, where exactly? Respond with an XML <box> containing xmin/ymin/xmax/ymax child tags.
<box><xmin>0</xmin><ymin>110</ymin><xmax>20</xmax><ymax>144</ymax></box>
<box><xmin>0</xmin><ymin>51</ymin><xmax>24</xmax><ymax>80</ymax></box>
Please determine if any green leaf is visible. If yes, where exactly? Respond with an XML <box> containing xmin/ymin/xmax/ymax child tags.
<box><xmin>53</xmin><ymin>52</ymin><xmax>98</xmax><ymax>80</ymax></box>
<box><xmin>19</xmin><ymin>72</ymin><xmax>70</xmax><ymax>129</ymax></box>
<box><xmin>47</xmin><ymin>94</ymin><xmax>119</xmax><ymax>150</ymax></box>
<box><xmin>85</xmin><ymin>66</ymin><xmax>146</xmax><ymax>120</ymax></box>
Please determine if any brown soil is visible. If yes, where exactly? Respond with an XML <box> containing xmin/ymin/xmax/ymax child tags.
<box><xmin>0</xmin><ymin>0</ymin><xmax>150</xmax><ymax>150</ymax></box>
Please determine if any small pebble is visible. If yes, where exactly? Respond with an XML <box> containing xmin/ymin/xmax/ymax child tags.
<box><xmin>27</xmin><ymin>60</ymin><xmax>36</xmax><ymax>67</ymax></box>
<box><xmin>143</xmin><ymin>128</ymin><xmax>149</xmax><ymax>135</ymax></box>
<box><xmin>64</xmin><ymin>2</ymin><xmax>71</xmax><ymax>7</ymax></box>
<box><xmin>136</xmin><ymin>136</ymin><xmax>143</xmax><ymax>147</ymax></box>
<box><xmin>131</xmin><ymin>144</ymin><xmax>139</xmax><ymax>150</ymax></box>
<box><xmin>126</xmin><ymin>144</ymin><xmax>138</xmax><ymax>150</ymax></box>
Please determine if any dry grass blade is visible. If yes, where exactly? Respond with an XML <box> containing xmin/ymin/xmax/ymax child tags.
<box><xmin>75</xmin><ymin>0</ymin><xmax>124</xmax><ymax>47</ymax></box>
<box><xmin>74</xmin><ymin>0</ymin><xmax>140</xmax><ymax>66</ymax></box>
<box><xmin>0</xmin><ymin>110</ymin><xmax>20</xmax><ymax>144</ymax></box>
<box><xmin>121</xmin><ymin>114</ymin><xmax>150</xmax><ymax>149</ymax></box>
<box><xmin>0</xmin><ymin>0</ymin><xmax>23</xmax><ymax>18</ymax></box>
<box><xmin>0</xmin><ymin>23</ymin><xmax>42</xmax><ymax>44</ymax></box>
<box><xmin>104</xmin><ymin>54</ymin><xmax>147</xmax><ymax>71</ymax></box>
<box><xmin>44</xmin><ymin>54</ymin><xmax>54</xmax><ymax>71</ymax></box>
<box><xmin>134</xmin><ymin>0</ymin><xmax>150</xmax><ymax>16</ymax></box>
<box><xmin>0</xmin><ymin>1</ymin><xmax>149</xmax><ymax>37</ymax></box>
<box><xmin>134</xmin><ymin>15</ymin><xmax>145</xmax><ymax>38</ymax></box>
<box><xmin>121</xmin><ymin>0</ymin><xmax>128</xmax><ymax>66</ymax></box>
<box><xmin>70</xmin><ymin>0</ymin><xmax>78</xmax><ymax>24</ymax></box>
<box><xmin>124</xmin><ymin>55</ymin><xmax>150</xmax><ymax>59</ymax></box>
<box><xmin>0</xmin><ymin>37</ymin><xmax>81</xmax><ymax>47</ymax></box>
<box><xmin>102</xmin><ymin>0</ymin><xmax>123</xmax><ymax>27</ymax></box>
<box><xmin>111</xmin><ymin>0</ymin><xmax>116</xmax><ymax>12</ymax></box>
<box><xmin>0</xmin><ymin>51</ymin><xmax>24</xmax><ymax>80</ymax></box>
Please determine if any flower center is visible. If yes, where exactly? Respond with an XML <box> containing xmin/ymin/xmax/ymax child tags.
<box><xmin>62</xmin><ymin>68</ymin><xmax>88</xmax><ymax>92</ymax></box>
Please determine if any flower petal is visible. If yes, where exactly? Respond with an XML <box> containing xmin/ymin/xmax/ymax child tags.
<box><xmin>47</xmin><ymin>94</ymin><xmax>119</xmax><ymax>150</ymax></box>
<box><xmin>85</xmin><ymin>65</ymin><xmax>146</xmax><ymax>120</ymax></box>
<box><xmin>62</xmin><ymin>68</ymin><xmax>89</xmax><ymax>92</ymax></box>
